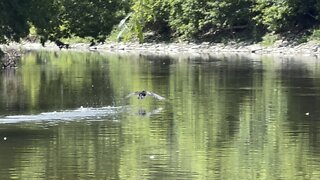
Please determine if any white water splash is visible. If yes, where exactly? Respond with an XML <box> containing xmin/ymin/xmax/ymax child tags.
<box><xmin>0</xmin><ymin>106</ymin><xmax>123</xmax><ymax>124</ymax></box>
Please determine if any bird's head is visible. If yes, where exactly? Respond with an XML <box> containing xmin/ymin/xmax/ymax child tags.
<box><xmin>138</xmin><ymin>90</ymin><xmax>147</xmax><ymax>99</ymax></box>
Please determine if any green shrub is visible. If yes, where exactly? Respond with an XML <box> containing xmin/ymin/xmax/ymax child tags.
<box><xmin>261</xmin><ymin>33</ymin><xmax>278</xmax><ymax>47</ymax></box>
<box><xmin>309</xmin><ymin>29</ymin><xmax>320</xmax><ymax>41</ymax></box>
<box><xmin>61</xmin><ymin>36</ymin><xmax>91</xmax><ymax>43</ymax></box>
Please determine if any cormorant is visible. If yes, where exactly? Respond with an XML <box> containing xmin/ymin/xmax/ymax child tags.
<box><xmin>126</xmin><ymin>90</ymin><xmax>165</xmax><ymax>100</ymax></box>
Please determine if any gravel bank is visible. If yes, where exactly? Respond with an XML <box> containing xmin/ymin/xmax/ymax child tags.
<box><xmin>5</xmin><ymin>41</ymin><xmax>320</xmax><ymax>56</ymax></box>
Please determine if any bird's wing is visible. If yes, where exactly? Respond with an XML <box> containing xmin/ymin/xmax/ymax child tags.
<box><xmin>146</xmin><ymin>91</ymin><xmax>165</xmax><ymax>100</ymax></box>
<box><xmin>125</xmin><ymin>92</ymin><xmax>139</xmax><ymax>98</ymax></box>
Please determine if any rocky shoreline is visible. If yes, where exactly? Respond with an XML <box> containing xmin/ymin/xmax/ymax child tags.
<box><xmin>4</xmin><ymin>40</ymin><xmax>320</xmax><ymax>56</ymax></box>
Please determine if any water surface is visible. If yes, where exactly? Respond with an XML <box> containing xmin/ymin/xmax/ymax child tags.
<box><xmin>0</xmin><ymin>51</ymin><xmax>320</xmax><ymax>179</ymax></box>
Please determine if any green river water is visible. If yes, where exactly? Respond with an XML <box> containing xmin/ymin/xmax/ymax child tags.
<box><xmin>0</xmin><ymin>50</ymin><xmax>320</xmax><ymax>179</ymax></box>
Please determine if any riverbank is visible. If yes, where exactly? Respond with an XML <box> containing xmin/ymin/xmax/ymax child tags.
<box><xmin>3</xmin><ymin>40</ymin><xmax>320</xmax><ymax>56</ymax></box>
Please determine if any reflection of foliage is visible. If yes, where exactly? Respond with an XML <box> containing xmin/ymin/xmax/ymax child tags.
<box><xmin>1</xmin><ymin>52</ymin><xmax>320</xmax><ymax>179</ymax></box>
<box><xmin>2</xmin><ymin>51</ymin><xmax>116</xmax><ymax>113</ymax></box>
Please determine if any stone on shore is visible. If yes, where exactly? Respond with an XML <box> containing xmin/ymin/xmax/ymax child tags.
<box><xmin>3</xmin><ymin>40</ymin><xmax>320</xmax><ymax>57</ymax></box>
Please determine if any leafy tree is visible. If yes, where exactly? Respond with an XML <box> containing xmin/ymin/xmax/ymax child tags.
<box><xmin>199</xmin><ymin>0</ymin><xmax>254</xmax><ymax>39</ymax></box>
<box><xmin>1</xmin><ymin>0</ymin><xmax>320</xmax><ymax>44</ymax></box>
<box><xmin>61</xmin><ymin>0</ymin><xmax>128</xmax><ymax>41</ymax></box>
<box><xmin>167</xmin><ymin>0</ymin><xmax>206</xmax><ymax>39</ymax></box>
<box><xmin>125</xmin><ymin>0</ymin><xmax>160</xmax><ymax>43</ymax></box>
<box><xmin>253</xmin><ymin>0</ymin><xmax>292</xmax><ymax>32</ymax></box>
<box><xmin>28</xmin><ymin>0</ymin><xmax>66</xmax><ymax>43</ymax></box>
<box><xmin>127</xmin><ymin>0</ymin><xmax>254</xmax><ymax>42</ymax></box>
<box><xmin>253</xmin><ymin>0</ymin><xmax>320</xmax><ymax>32</ymax></box>
<box><xmin>286</xmin><ymin>0</ymin><xmax>320</xmax><ymax>29</ymax></box>
<box><xmin>117</xmin><ymin>0</ymin><xmax>171</xmax><ymax>43</ymax></box>
<box><xmin>126</xmin><ymin>0</ymin><xmax>148</xmax><ymax>43</ymax></box>
<box><xmin>0</xmin><ymin>1</ymin><xmax>31</xmax><ymax>43</ymax></box>
<box><xmin>0</xmin><ymin>0</ymin><xmax>64</xmax><ymax>44</ymax></box>
<box><xmin>143</xmin><ymin>0</ymin><xmax>171</xmax><ymax>39</ymax></box>
<box><xmin>165</xmin><ymin>0</ymin><xmax>254</xmax><ymax>40</ymax></box>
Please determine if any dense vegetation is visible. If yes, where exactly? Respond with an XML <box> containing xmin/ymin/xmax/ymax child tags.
<box><xmin>0</xmin><ymin>0</ymin><xmax>320</xmax><ymax>44</ymax></box>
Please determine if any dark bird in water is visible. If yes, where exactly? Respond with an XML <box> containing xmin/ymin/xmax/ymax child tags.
<box><xmin>126</xmin><ymin>90</ymin><xmax>165</xmax><ymax>100</ymax></box>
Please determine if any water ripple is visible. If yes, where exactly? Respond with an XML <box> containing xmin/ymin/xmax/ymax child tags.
<box><xmin>0</xmin><ymin>106</ymin><xmax>123</xmax><ymax>123</ymax></box>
